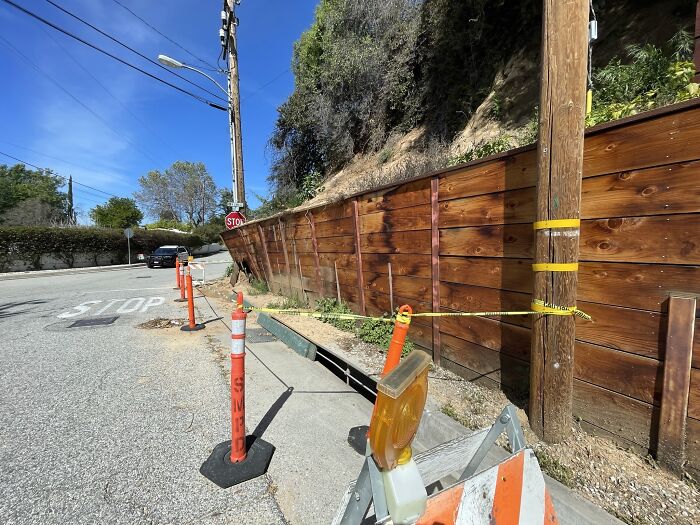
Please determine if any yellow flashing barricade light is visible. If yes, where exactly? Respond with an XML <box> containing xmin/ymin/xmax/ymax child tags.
<box><xmin>338</xmin><ymin>351</ymin><xmax>431</xmax><ymax>525</ymax></box>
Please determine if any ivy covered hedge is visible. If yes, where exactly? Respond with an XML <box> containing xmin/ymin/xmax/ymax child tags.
<box><xmin>0</xmin><ymin>227</ymin><xmax>203</xmax><ymax>271</ymax></box>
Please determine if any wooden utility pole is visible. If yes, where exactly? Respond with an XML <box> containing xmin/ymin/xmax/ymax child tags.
<box><xmin>529</xmin><ymin>0</ymin><xmax>589</xmax><ymax>443</ymax></box>
<box><xmin>694</xmin><ymin>0</ymin><xmax>700</xmax><ymax>82</ymax></box>
<box><xmin>224</xmin><ymin>0</ymin><xmax>246</xmax><ymax>210</ymax></box>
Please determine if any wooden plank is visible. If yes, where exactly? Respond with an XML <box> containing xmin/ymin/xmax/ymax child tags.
<box><xmin>439</xmin><ymin>187</ymin><xmax>536</xmax><ymax>228</ymax></box>
<box><xmin>440</xmin><ymin>215</ymin><xmax>700</xmax><ymax>264</ymax></box>
<box><xmin>310</xmin><ymin>201</ymin><xmax>354</xmax><ymax>223</ymax></box>
<box><xmin>579</xmin><ymin>214</ymin><xmax>700</xmax><ymax>265</ymax></box>
<box><xmin>438</xmin><ymin>152</ymin><xmax>537</xmax><ymax>202</ymax></box>
<box><xmin>583</xmin><ymin>105</ymin><xmax>700</xmax><ymax>178</ymax></box>
<box><xmin>278</xmin><ymin>217</ymin><xmax>292</xmax><ymax>295</ymax></box>
<box><xmin>363</xmin><ymin>273</ymin><xmax>431</xmax><ymax>304</ymax></box>
<box><xmin>313</xmin><ymin>217</ymin><xmax>354</xmax><ymax>238</ymax></box>
<box><xmin>305</xmin><ymin>212</ymin><xmax>324</xmax><ymax>298</ymax></box>
<box><xmin>573</xmin><ymin>341</ymin><xmax>661</xmax><ymax>405</ymax></box>
<box><xmin>440</xmin><ymin>313</ymin><xmax>531</xmax><ymax>362</ymax></box>
<box><xmin>439</xmin><ymin>282</ymin><xmax>532</xmax><ymax>328</ymax></box>
<box><xmin>573</xmin><ymin>379</ymin><xmax>656</xmax><ymax>450</ymax></box>
<box><xmin>352</xmin><ymin>198</ymin><xmax>366</xmax><ymax>315</ymax></box>
<box><xmin>690</xmin><ymin>369</ymin><xmax>700</xmax><ymax>420</ymax></box>
<box><xmin>431</xmin><ymin>177</ymin><xmax>441</xmax><ymax>365</ymax></box>
<box><xmin>256</xmin><ymin>224</ymin><xmax>274</xmax><ymax>287</ymax></box>
<box><xmin>687</xmin><ymin>417</ymin><xmax>700</xmax><ymax>474</ymax></box>
<box><xmin>357</xmin><ymin>178</ymin><xmax>431</xmax><ymax>215</ymax></box>
<box><xmin>658</xmin><ymin>295</ymin><xmax>696</xmax><ymax>471</ymax></box>
<box><xmin>357</xmin><ymin>253</ymin><xmax>431</xmax><ymax>278</ymax></box>
<box><xmin>316</xmin><ymin>235</ymin><xmax>356</xmax><ymax>254</ymax></box>
<box><xmin>581</xmin><ymin>161</ymin><xmax>700</xmax><ymax>218</ymax></box>
<box><xmin>440</xmin><ymin>224</ymin><xmax>532</xmax><ymax>258</ymax></box>
<box><xmin>361</xmin><ymin>230</ymin><xmax>431</xmax><ymax>255</ymax></box>
<box><xmin>359</xmin><ymin>203</ymin><xmax>431</xmax><ymax>234</ymax></box>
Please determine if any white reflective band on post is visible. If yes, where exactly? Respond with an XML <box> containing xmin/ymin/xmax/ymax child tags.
<box><xmin>231</xmin><ymin>338</ymin><xmax>245</xmax><ymax>355</ymax></box>
<box><xmin>231</xmin><ymin>318</ymin><xmax>245</xmax><ymax>335</ymax></box>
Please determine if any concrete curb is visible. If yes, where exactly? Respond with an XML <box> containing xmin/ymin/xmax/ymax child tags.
<box><xmin>0</xmin><ymin>263</ymin><xmax>147</xmax><ymax>281</ymax></box>
<box><xmin>255</xmin><ymin>311</ymin><xmax>317</xmax><ymax>359</ymax></box>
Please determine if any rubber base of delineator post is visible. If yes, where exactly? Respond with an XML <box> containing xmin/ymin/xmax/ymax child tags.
<box><xmin>200</xmin><ymin>436</ymin><xmax>275</xmax><ymax>488</ymax></box>
<box><xmin>180</xmin><ymin>323</ymin><xmax>205</xmax><ymax>332</ymax></box>
<box><xmin>347</xmin><ymin>425</ymin><xmax>369</xmax><ymax>455</ymax></box>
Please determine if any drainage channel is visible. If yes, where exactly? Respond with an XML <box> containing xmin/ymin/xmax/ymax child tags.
<box><xmin>313</xmin><ymin>346</ymin><xmax>377</xmax><ymax>403</ymax></box>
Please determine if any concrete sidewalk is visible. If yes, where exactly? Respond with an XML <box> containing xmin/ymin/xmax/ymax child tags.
<box><xmin>201</xmin><ymin>303</ymin><xmax>622</xmax><ymax>525</ymax></box>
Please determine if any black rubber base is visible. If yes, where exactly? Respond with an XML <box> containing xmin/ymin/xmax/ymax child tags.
<box><xmin>180</xmin><ymin>323</ymin><xmax>205</xmax><ymax>332</ymax></box>
<box><xmin>348</xmin><ymin>425</ymin><xmax>369</xmax><ymax>455</ymax></box>
<box><xmin>174</xmin><ymin>298</ymin><xmax>187</xmax><ymax>303</ymax></box>
<box><xmin>200</xmin><ymin>436</ymin><xmax>275</xmax><ymax>488</ymax></box>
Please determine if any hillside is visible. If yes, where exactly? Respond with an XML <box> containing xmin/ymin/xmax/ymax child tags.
<box><xmin>254</xmin><ymin>0</ymin><xmax>697</xmax><ymax>217</ymax></box>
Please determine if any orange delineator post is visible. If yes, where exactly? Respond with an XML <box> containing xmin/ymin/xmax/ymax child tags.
<box><xmin>177</xmin><ymin>263</ymin><xmax>186</xmax><ymax>302</ymax></box>
<box><xmin>381</xmin><ymin>304</ymin><xmax>413</xmax><ymax>376</ymax></box>
<box><xmin>230</xmin><ymin>291</ymin><xmax>247</xmax><ymax>462</ymax></box>
<box><xmin>180</xmin><ymin>268</ymin><xmax>205</xmax><ymax>332</ymax></box>
<box><xmin>175</xmin><ymin>259</ymin><xmax>181</xmax><ymax>288</ymax></box>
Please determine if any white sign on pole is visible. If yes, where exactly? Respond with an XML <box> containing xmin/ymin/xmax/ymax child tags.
<box><xmin>124</xmin><ymin>228</ymin><xmax>134</xmax><ymax>265</ymax></box>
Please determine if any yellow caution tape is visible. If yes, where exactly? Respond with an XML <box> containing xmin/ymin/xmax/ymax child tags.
<box><xmin>244</xmin><ymin>303</ymin><xmax>592</xmax><ymax>322</ymax></box>
<box><xmin>532</xmin><ymin>262</ymin><xmax>579</xmax><ymax>272</ymax></box>
<box><xmin>533</xmin><ymin>218</ymin><xmax>580</xmax><ymax>230</ymax></box>
<box><xmin>531</xmin><ymin>299</ymin><xmax>592</xmax><ymax>320</ymax></box>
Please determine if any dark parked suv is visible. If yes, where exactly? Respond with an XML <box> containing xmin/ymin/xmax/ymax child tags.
<box><xmin>147</xmin><ymin>245</ymin><xmax>190</xmax><ymax>268</ymax></box>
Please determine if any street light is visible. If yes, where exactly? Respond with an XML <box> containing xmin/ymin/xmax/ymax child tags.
<box><xmin>158</xmin><ymin>54</ymin><xmax>242</xmax><ymax>210</ymax></box>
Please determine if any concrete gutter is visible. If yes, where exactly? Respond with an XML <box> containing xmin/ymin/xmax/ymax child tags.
<box><xmin>0</xmin><ymin>262</ymin><xmax>147</xmax><ymax>281</ymax></box>
<box><xmin>250</xmin><ymin>309</ymin><xmax>625</xmax><ymax>525</ymax></box>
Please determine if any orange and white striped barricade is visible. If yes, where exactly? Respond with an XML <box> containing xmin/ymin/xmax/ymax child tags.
<box><xmin>188</xmin><ymin>261</ymin><xmax>206</xmax><ymax>284</ymax></box>
<box><xmin>334</xmin><ymin>404</ymin><xmax>558</xmax><ymax>525</ymax></box>
<box><xmin>417</xmin><ymin>449</ymin><xmax>558</xmax><ymax>525</ymax></box>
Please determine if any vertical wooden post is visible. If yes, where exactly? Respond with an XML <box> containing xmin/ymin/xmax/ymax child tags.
<box><xmin>351</xmin><ymin>198</ymin><xmax>367</xmax><ymax>315</ymax></box>
<box><xmin>388</xmin><ymin>262</ymin><xmax>394</xmax><ymax>313</ymax></box>
<box><xmin>278</xmin><ymin>217</ymin><xmax>293</xmax><ymax>296</ymax></box>
<box><xmin>334</xmin><ymin>260</ymin><xmax>342</xmax><ymax>302</ymax></box>
<box><xmin>306</xmin><ymin>212</ymin><xmax>323</xmax><ymax>298</ymax></box>
<box><xmin>257</xmin><ymin>223</ymin><xmax>274</xmax><ymax>291</ymax></box>
<box><xmin>529</xmin><ymin>0</ymin><xmax>588</xmax><ymax>442</ymax></box>
<box><xmin>657</xmin><ymin>295</ymin><xmax>696</xmax><ymax>472</ymax></box>
<box><xmin>694</xmin><ymin>0</ymin><xmax>700</xmax><ymax>82</ymax></box>
<box><xmin>430</xmin><ymin>177</ymin><xmax>441</xmax><ymax>366</ymax></box>
<box><xmin>238</xmin><ymin>228</ymin><xmax>263</xmax><ymax>283</ymax></box>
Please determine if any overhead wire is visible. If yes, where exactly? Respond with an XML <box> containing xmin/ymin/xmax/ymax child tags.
<box><xmin>43</xmin><ymin>0</ymin><xmax>226</xmax><ymax>103</ymax></box>
<box><xmin>0</xmin><ymin>0</ymin><xmax>226</xmax><ymax>111</ymax></box>
<box><xmin>110</xmin><ymin>0</ymin><xmax>218</xmax><ymax>71</ymax></box>
<box><xmin>0</xmin><ymin>33</ymin><xmax>163</xmax><ymax>166</ymax></box>
<box><xmin>0</xmin><ymin>150</ymin><xmax>120</xmax><ymax>195</ymax></box>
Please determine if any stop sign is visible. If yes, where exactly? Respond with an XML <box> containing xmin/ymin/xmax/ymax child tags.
<box><xmin>225</xmin><ymin>211</ymin><xmax>246</xmax><ymax>229</ymax></box>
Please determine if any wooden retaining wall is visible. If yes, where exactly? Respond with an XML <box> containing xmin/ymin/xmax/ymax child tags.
<box><xmin>222</xmin><ymin>99</ymin><xmax>700</xmax><ymax>475</ymax></box>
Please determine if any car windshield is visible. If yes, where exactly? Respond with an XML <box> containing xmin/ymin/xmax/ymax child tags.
<box><xmin>153</xmin><ymin>248</ymin><xmax>177</xmax><ymax>255</ymax></box>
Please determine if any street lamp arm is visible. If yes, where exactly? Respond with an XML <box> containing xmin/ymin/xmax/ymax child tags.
<box><xmin>181</xmin><ymin>64</ymin><xmax>229</xmax><ymax>100</ymax></box>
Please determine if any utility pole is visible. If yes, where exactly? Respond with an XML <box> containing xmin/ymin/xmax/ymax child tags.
<box><xmin>223</xmin><ymin>0</ymin><xmax>245</xmax><ymax>211</ymax></box>
<box><xmin>529</xmin><ymin>0</ymin><xmax>588</xmax><ymax>443</ymax></box>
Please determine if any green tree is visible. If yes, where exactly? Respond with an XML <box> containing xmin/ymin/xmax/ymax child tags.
<box><xmin>0</xmin><ymin>163</ymin><xmax>68</xmax><ymax>222</ymax></box>
<box><xmin>134</xmin><ymin>161</ymin><xmax>217</xmax><ymax>226</ymax></box>
<box><xmin>89</xmin><ymin>197</ymin><xmax>143</xmax><ymax>229</ymax></box>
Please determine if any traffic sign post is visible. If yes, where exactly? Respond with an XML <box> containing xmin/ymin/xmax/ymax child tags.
<box><xmin>123</xmin><ymin>228</ymin><xmax>134</xmax><ymax>265</ymax></box>
<box><xmin>225</xmin><ymin>211</ymin><xmax>246</xmax><ymax>230</ymax></box>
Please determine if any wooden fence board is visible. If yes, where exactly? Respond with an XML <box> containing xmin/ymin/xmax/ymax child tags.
<box><xmin>581</xmin><ymin>161</ymin><xmax>700</xmax><ymax>218</ymax></box>
<box><xmin>360</xmin><ymin>204</ymin><xmax>432</xmax><ymax>234</ymax></box>
<box><xmin>357</xmin><ymin>178</ymin><xmax>431</xmax><ymax>215</ymax></box>
<box><xmin>687</xmin><ymin>418</ymin><xmax>700</xmax><ymax>474</ymax></box>
<box><xmin>363</xmin><ymin>272</ymin><xmax>432</xmax><ymax>304</ymax></box>
<box><xmin>359</xmin><ymin>253</ymin><xmax>432</xmax><ymax>278</ymax></box>
<box><xmin>311</xmin><ymin>202</ymin><xmax>354</xmax><ymax>223</ymax></box>
<box><xmin>360</xmin><ymin>231</ymin><xmax>431</xmax><ymax>255</ymax></box>
<box><xmin>439</xmin><ymin>187</ymin><xmax>536</xmax><ymax>228</ymax></box>
<box><xmin>440</xmin><ymin>224</ymin><xmax>532</xmax><ymax>258</ymax></box>
<box><xmin>313</xmin><ymin>217</ymin><xmax>355</xmax><ymax>238</ymax></box>
<box><xmin>583</xmin><ymin>106</ymin><xmax>700</xmax><ymax>178</ymax></box>
<box><xmin>689</xmin><ymin>369</ymin><xmax>700</xmax><ymax>420</ymax></box>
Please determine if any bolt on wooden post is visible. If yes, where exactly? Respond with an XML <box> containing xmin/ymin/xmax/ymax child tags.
<box><xmin>529</xmin><ymin>0</ymin><xmax>589</xmax><ymax>443</ymax></box>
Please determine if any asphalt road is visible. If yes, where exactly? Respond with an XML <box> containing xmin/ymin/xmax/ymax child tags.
<box><xmin>0</xmin><ymin>253</ymin><xmax>286</xmax><ymax>524</ymax></box>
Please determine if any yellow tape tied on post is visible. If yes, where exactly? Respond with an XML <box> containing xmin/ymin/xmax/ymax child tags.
<box><xmin>532</xmin><ymin>218</ymin><xmax>580</xmax><ymax>230</ymax></box>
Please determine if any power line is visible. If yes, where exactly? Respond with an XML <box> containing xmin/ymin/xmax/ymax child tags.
<box><xmin>39</xmin><ymin>24</ymin><xmax>183</xmax><ymax>159</ymax></box>
<box><xmin>0</xmin><ymin>34</ymin><xmax>163</xmax><ymax>166</ymax></box>
<box><xmin>241</xmin><ymin>68</ymin><xmax>291</xmax><ymax>102</ymax></box>
<box><xmin>0</xmin><ymin>0</ymin><xmax>226</xmax><ymax>111</ymax></box>
<box><xmin>110</xmin><ymin>0</ymin><xmax>218</xmax><ymax>71</ymax></box>
<box><xmin>43</xmin><ymin>0</ymin><xmax>226</xmax><ymax>103</ymax></box>
<box><xmin>0</xmin><ymin>150</ymin><xmax>121</xmax><ymax>199</ymax></box>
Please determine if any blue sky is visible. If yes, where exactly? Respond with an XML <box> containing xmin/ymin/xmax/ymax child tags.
<box><xmin>0</xmin><ymin>0</ymin><xmax>318</xmax><ymax>221</ymax></box>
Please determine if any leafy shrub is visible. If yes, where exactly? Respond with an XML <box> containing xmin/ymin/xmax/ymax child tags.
<box><xmin>448</xmin><ymin>135</ymin><xmax>514</xmax><ymax>166</ymax></box>
<box><xmin>224</xmin><ymin>263</ymin><xmax>235</xmax><ymax>277</ymax></box>
<box><xmin>192</xmin><ymin>222</ymin><xmax>225</xmax><ymax>244</ymax></box>
<box><xmin>248</xmin><ymin>278</ymin><xmax>269</xmax><ymax>295</ymax></box>
<box><xmin>0</xmin><ymin>227</ymin><xmax>202</xmax><ymax>271</ymax></box>
<box><xmin>144</xmin><ymin>219</ymin><xmax>191</xmax><ymax>231</ymax></box>
<box><xmin>266</xmin><ymin>295</ymin><xmax>306</xmax><ymax>310</ymax></box>
<box><xmin>315</xmin><ymin>298</ymin><xmax>357</xmax><ymax>332</ymax></box>
<box><xmin>587</xmin><ymin>31</ymin><xmax>698</xmax><ymax>126</ymax></box>
<box><xmin>356</xmin><ymin>311</ymin><xmax>414</xmax><ymax>357</ymax></box>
